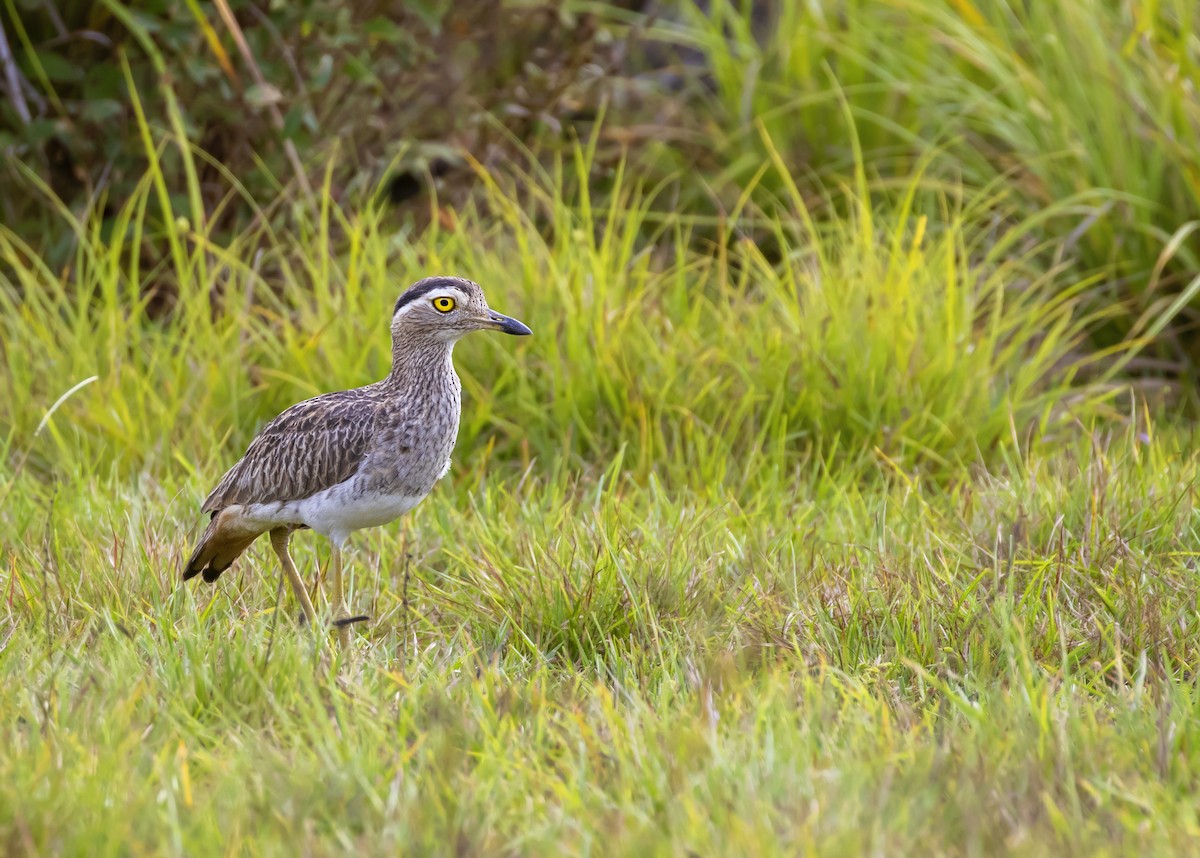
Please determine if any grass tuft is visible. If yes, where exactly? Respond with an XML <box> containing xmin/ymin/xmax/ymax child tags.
<box><xmin>3</xmin><ymin>10</ymin><xmax>1200</xmax><ymax>849</ymax></box>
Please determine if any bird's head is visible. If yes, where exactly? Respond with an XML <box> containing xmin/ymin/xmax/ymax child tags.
<box><xmin>390</xmin><ymin>276</ymin><xmax>532</xmax><ymax>345</ymax></box>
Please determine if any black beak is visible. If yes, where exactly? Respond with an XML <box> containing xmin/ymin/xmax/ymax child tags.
<box><xmin>487</xmin><ymin>311</ymin><xmax>532</xmax><ymax>336</ymax></box>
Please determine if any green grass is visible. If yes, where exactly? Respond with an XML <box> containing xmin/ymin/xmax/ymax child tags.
<box><xmin>652</xmin><ymin>0</ymin><xmax>1200</xmax><ymax>344</ymax></box>
<box><xmin>4</xmin><ymin>0</ymin><xmax>1200</xmax><ymax>853</ymax></box>
<box><xmin>4</xmin><ymin>413</ymin><xmax>1200</xmax><ymax>853</ymax></box>
<box><xmin>3</xmin><ymin>145</ymin><xmax>1199</xmax><ymax>852</ymax></box>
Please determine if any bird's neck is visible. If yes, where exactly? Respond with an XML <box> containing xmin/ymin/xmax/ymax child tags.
<box><xmin>384</xmin><ymin>336</ymin><xmax>457</xmax><ymax>391</ymax></box>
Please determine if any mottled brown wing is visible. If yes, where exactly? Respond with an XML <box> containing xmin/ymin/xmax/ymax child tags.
<box><xmin>201</xmin><ymin>391</ymin><xmax>381</xmax><ymax>513</ymax></box>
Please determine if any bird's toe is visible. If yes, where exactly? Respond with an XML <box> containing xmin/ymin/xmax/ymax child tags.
<box><xmin>332</xmin><ymin>614</ymin><xmax>370</xmax><ymax>628</ymax></box>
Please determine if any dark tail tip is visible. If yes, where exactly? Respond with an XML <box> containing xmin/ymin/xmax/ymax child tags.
<box><xmin>181</xmin><ymin>561</ymin><xmax>232</xmax><ymax>584</ymax></box>
<box><xmin>201</xmin><ymin>563</ymin><xmax>230</xmax><ymax>583</ymax></box>
<box><xmin>182</xmin><ymin>513</ymin><xmax>257</xmax><ymax>585</ymax></box>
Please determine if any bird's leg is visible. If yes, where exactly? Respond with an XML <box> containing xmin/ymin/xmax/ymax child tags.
<box><xmin>270</xmin><ymin>528</ymin><xmax>317</xmax><ymax>628</ymax></box>
<box><xmin>330</xmin><ymin>544</ymin><xmax>350</xmax><ymax>649</ymax></box>
<box><xmin>329</xmin><ymin>544</ymin><xmax>369</xmax><ymax>649</ymax></box>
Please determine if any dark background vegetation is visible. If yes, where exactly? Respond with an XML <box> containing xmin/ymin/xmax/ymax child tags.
<box><xmin>2</xmin><ymin>1</ymin><xmax>669</xmax><ymax>257</ymax></box>
<box><xmin>4</xmin><ymin>0</ymin><xmax>1199</xmax><ymax>370</ymax></box>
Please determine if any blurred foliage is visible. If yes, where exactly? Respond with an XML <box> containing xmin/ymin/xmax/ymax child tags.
<box><xmin>0</xmin><ymin>0</ymin><xmax>653</xmax><ymax>268</ymax></box>
<box><xmin>650</xmin><ymin>0</ymin><xmax>1200</xmax><ymax>357</ymax></box>
<box><xmin>3</xmin><ymin>0</ymin><xmax>1200</xmax><ymax>366</ymax></box>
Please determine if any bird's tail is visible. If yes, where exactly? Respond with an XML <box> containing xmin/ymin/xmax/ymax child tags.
<box><xmin>182</xmin><ymin>508</ymin><xmax>262</xmax><ymax>583</ymax></box>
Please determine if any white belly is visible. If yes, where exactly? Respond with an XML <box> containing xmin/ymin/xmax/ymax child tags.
<box><xmin>300</xmin><ymin>488</ymin><xmax>423</xmax><ymax>539</ymax></box>
<box><xmin>238</xmin><ymin>477</ymin><xmax>426</xmax><ymax>546</ymax></box>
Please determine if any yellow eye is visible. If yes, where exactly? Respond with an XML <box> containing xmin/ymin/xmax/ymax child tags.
<box><xmin>432</xmin><ymin>296</ymin><xmax>456</xmax><ymax>313</ymax></box>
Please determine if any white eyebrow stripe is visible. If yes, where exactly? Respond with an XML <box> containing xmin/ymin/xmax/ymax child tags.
<box><xmin>393</xmin><ymin>288</ymin><xmax>464</xmax><ymax>316</ymax></box>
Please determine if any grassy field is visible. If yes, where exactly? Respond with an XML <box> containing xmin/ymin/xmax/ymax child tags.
<box><xmin>3</xmin><ymin>1</ymin><xmax>1200</xmax><ymax>855</ymax></box>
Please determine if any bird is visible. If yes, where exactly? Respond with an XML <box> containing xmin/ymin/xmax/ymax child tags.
<box><xmin>181</xmin><ymin>275</ymin><xmax>531</xmax><ymax>646</ymax></box>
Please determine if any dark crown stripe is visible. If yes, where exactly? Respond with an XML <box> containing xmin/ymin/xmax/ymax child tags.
<box><xmin>393</xmin><ymin>277</ymin><xmax>473</xmax><ymax>315</ymax></box>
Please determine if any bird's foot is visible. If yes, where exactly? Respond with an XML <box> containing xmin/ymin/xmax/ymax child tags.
<box><xmin>332</xmin><ymin>614</ymin><xmax>370</xmax><ymax>628</ymax></box>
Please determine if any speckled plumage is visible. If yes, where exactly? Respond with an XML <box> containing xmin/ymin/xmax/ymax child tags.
<box><xmin>181</xmin><ymin>277</ymin><xmax>531</xmax><ymax>623</ymax></box>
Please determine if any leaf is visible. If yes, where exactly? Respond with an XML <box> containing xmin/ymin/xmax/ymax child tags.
<box><xmin>244</xmin><ymin>83</ymin><xmax>283</xmax><ymax>110</ymax></box>
<box><xmin>407</xmin><ymin>0</ymin><xmax>447</xmax><ymax>34</ymax></box>
<box><xmin>364</xmin><ymin>17</ymin><xmax>405</xmax><ymax>44</ymax></box>
<box><xmin>343</xmin><ymin>55</ymin><xmax>372</xmax><ymax>83</ymax></box>
<box><xmin>22</xmin><ymin>119</ymin><xmax>60</xmax><ymax>145</ymax></box>
<box><xmin>281</xmin><ymin>106</ymin><xmax>317</xmax><ymax>139</ymax></box>
<box><xmin>80</xmin><ymin>100</ymin><xmax>124</xmax><ymax>123</ymax></box>
<box><xmin>312</xmin><ymin>54</ymin><xmax>333</xmax><ymax>89</ymax></box>
<box><xmin>82</xmin><ymin>65</ymin><xmax>124</xmax><ymax>101</ymax></box>
<box><xmin>124</xmin><ymin>9</ymin><xmax>163</xmax><ymax>34</ymax></box>
<box><xmin>36</xmin><ymin>52</ymin><xmax>85</xmax><ymax>84</ymax></box>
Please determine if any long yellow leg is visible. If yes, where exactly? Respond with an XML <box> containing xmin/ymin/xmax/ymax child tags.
<box><xmin>330</xmin><ymin>544</ymin><xmax>350</xmax><ymax>649</ymax></box>
<box><xmin>329</xmin><ymin>545</ymin><xmax>370</xmax><ymax>649</ymax></box>
<box><xmin>270</xmin><ymin>528</ymin><xmax>317</xmax><ymax>628</ymax></box>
